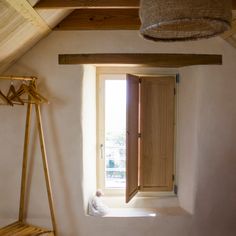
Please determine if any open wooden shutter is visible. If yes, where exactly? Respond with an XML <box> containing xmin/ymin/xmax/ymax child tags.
<box><xmin>126</xmin><ymin>74</ymin><xmax>139</xmax><ymax>203</ymax></box>
<box><xmin>140</xmin><ymin>76</ymin><xmax>175</xmax><ymax>191</ymax></box>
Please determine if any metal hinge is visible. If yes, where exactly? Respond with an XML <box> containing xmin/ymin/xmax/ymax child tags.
<box><xmin>174</xmin><ymin>185</ymin><xmax>178</xmax><ymax>195</ymax></box>
<box><xmin>172</xmin><ymin>174</ymin><xmax>175</xmax><ymax>181</ymax></box>
<box><xmin>176</xmin><ymin>73</ymin><xmax>180</xmax><ymax>83</ymax></box>
<box><xmin>139</xmin><ymin>78</ymin><xmax>142</xmax><ymax>83</ymax></box>
<box><xmin>138</xmin><ymin>133</ymin><xmax>141</xmax><ymax>138</ymax></box>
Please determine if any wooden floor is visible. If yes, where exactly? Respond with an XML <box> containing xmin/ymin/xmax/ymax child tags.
<box><xmin>0</xmin><ymin>221</ymin><xmax>54</xmax><ymax>235</ymax></box>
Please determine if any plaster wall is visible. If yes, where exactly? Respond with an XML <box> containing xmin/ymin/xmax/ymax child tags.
<box><xmin>0</xmin><ymin>31</ymin><xmax>235</xmax><ymax>236</ymax></box>
<box><xmin>176</xmin><ymin>66</ymin><xmax>201</xmax><ymax>213</ymax></box>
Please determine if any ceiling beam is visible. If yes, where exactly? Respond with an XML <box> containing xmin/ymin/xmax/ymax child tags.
<box><xmin>35</xmin><ymin>0</ymin><xmax>140</xmax><ymax>9</ymax></box>
<box><xmin>54</xmin><ymin>6</ymin><xmax>236</xmax><ymax>31</ymax></box>
<box><xmin>35</xmin><ymin>0</ymin><xmax>236</xmax><ymax>9</ymax></box>
<box><xmin>233</xmin><ymin>0</ymin><xmax>236</xmax><ymax>9</ymax></box>
<box><xmin>54</xmin><ymin>9</ymin><xmax>140</xmax><ymax>30</ymax></box>
<box><xmin>58</xmin><ymin>53</ymin><xmax>222</xmax><ymax>67</ymax></box>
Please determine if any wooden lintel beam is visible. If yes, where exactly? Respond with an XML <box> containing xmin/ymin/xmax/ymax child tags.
<box><xmin>35</xmin><ymin>0</ymin><xmax>140</xmax><ymax>9</ymax></box>
<box><xmin>54</xmin><ymin>9</ymin><xmax>140</xmax><ymax>30</ymax></box>
<box><xmin>58</xmin><ymin>54</ymin><xmax>222</xmax><ymax>67</ymax></box>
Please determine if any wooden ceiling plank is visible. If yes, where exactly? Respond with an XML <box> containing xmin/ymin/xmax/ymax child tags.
<box><xmin>5</xmin><ymin>0</ymin><xmax>51</xmax><ymax>33</ymax></box>
<box><xmin>35</xmin><ymin>0</ymin><xmax>140</xmax><ymax>9</ymax></box>
<box><xmin>221</xmin><ymin>19</ymin><xmax>236</xmax><ymax>39</ymax></box>
<box><xmin>224</xmin><ymin>37</ymin><xmax>236</xmax><ymax>48</ymax></box>
<box><xmin>54</xmin><ymin>9</ymin><xmax>140</xmax><ymax>30</ymax></box>
<box><xmin>58</xmin><ymin>53</ymin><xmax>222</xmax><ymax>67</ymax></box>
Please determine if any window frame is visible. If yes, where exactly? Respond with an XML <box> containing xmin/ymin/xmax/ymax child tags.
<box><xmin>97</xmin><ymin>71</ymin><xmax>178</xmax><ymax>197</ymax></box>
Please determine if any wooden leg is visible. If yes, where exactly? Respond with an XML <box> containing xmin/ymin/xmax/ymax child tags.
<box><xmin>35</xmin><ymin>104</ymin><xmax>57</xmax><ymax>235</ymax></box>
<box><xmin>19</xmin><ymin>103</ymin><xmax>32</xmax><ymax>222</ymax></box>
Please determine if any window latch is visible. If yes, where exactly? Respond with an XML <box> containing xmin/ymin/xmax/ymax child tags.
<box><xmin>100</xmin><ymin>144</ymin><xmax>104</xmax><ymax>159</ymax></box>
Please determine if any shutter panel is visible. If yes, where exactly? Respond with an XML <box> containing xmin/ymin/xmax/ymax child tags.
<box><xmin>140</xmin><ymin>76</ymin><xmax>175</xmax><ymax>191</ymax></box>
<box><xmin>126</xmin><ymin>74</ymin><xmax>139</xmax><ymax>203</ymax></box>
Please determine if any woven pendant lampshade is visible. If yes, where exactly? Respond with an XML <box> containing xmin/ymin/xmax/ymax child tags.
<box><xmin>139</xmin><ymin>0</ymin><xmax>232</xmax><ymax>41</ymax></box>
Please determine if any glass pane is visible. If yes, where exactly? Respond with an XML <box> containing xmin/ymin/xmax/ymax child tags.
<box><xmin>105</xmin><ymin>79</ymin><xmax>126</xmax><ymax>188</ymax></box>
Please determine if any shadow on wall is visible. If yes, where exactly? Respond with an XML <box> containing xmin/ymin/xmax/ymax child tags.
<box><xmin>46</xmin><ymin>104</ymin><xmax>80</xmax><ymax>233</ymax></box>
<box><xmin>38</xmin><ymin>73</ymin><xmax>84</xmax><ymax>233</ymax></box>
<box><xmin>3</xmin><ymin>64</ymin><xmax>86</xmax><ymax>234</ymax></box>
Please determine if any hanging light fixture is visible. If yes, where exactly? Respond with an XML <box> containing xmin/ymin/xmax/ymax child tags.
<box><xmin>139</xmin><ymin>0</ymin><xmax>232</xmax><ymax>41</ymax></box>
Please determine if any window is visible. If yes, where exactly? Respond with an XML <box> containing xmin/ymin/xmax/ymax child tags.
<box><xmin>97</xmin><ymin>75</ymin><xmax>127</xmax><ymax>195</ymax></box>
<box><xmin>103</xmin><ymin>79</ymin><xmax>126</xmax><ymax>189</ymax></box>
<box><xmin>97</xmin><ymin>74</ymin><xmax>176</xmax><ymax>202</ymax></box>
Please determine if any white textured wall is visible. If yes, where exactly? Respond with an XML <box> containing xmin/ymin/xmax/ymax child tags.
<box><xmin>0</xmin><ymin>31</ymin><xmax>235</xmax><ymax>236</ymax></box>
<box><xmin>176</xmin><ymin>66</ymin><xmax>201</xmax><ymax>213</ymax></box>
<box><xmin>191</xmin><ymin>61</ymin><xmax>236</xmax><ymax>236</ymax></box>
<box><xmin>82</xmin><ymin>65</ymin><xmax>97</xmax><ymax>211</ymax></box>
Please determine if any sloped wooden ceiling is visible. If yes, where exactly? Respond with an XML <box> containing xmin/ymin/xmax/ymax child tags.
<box><xmin>222</xmin><ymin>11</ymin><xmax>236</xmax><ymax>47</ymax></box>
<box><xmin>0</xmin><ymin>0</ymin><xmax>71</xmax><ymax>73</ymax></box>
<box><xmin>0</xmin><ymin>1</ymin><xmax>236</xmax><ymax>74</ymax></box>
<box><xmin>35</xmin><ymin>0</ymin><xmax>236</xmax><ymax>48</ymax></box>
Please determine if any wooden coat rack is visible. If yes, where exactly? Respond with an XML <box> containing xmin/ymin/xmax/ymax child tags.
<box><xmin>0</xmin><ymin>76</ymin><xmax>57</xmax><ymax>236</ymax></box>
